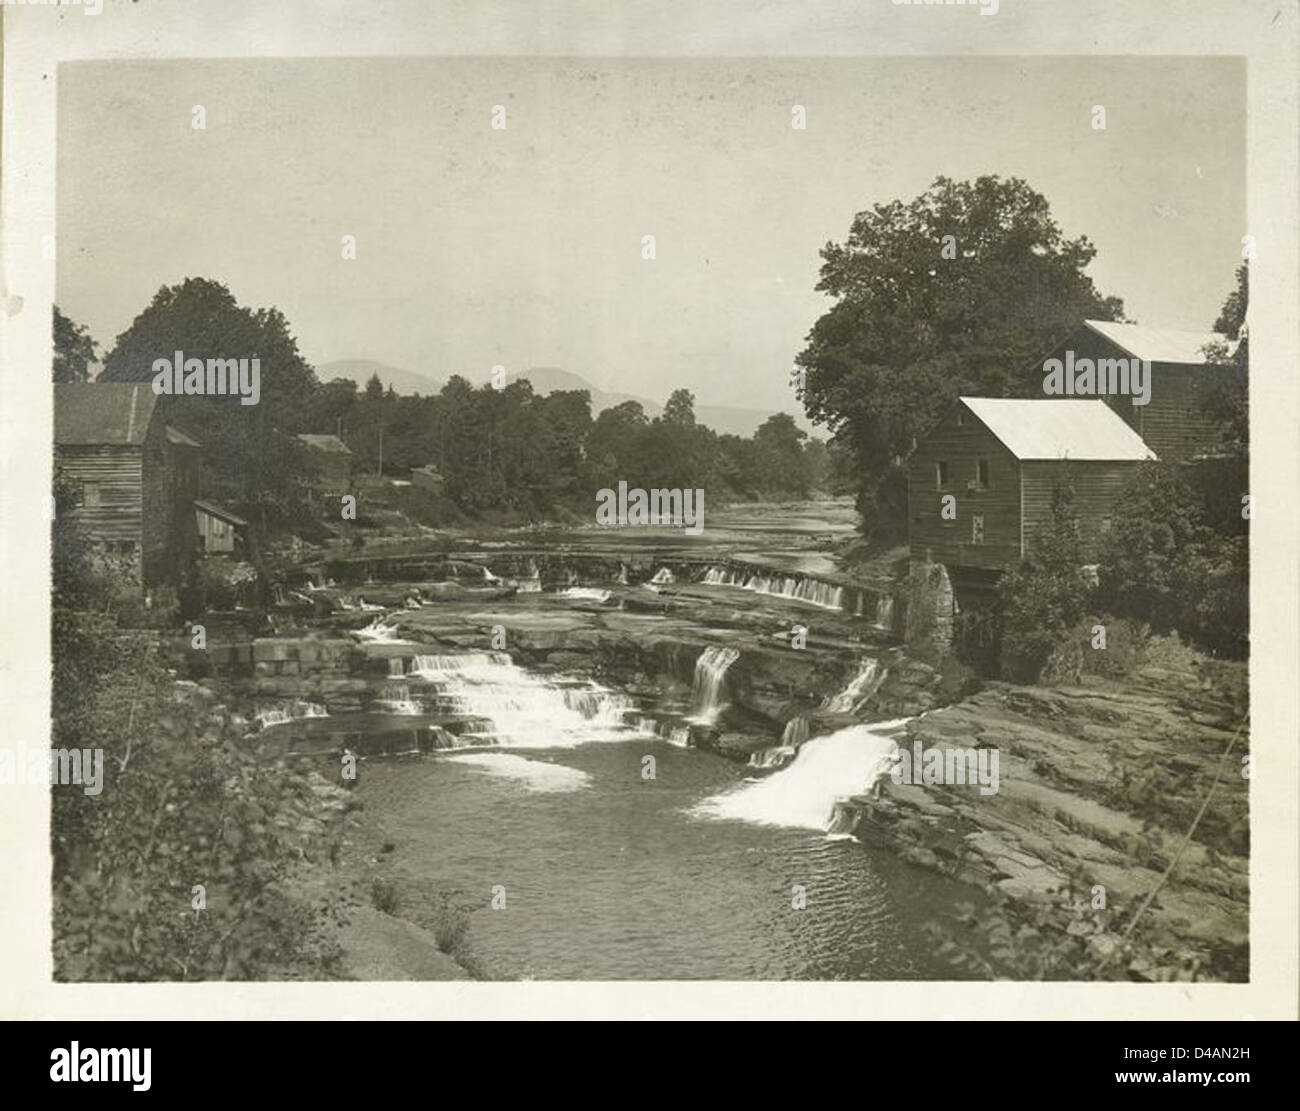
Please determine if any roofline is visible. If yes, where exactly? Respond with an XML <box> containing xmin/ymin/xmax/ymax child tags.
<box><xmin>1081</xmin><ymin>319</ymin><xmax>1233</xmax><ymax>366</ymax></box>
<box><xmin>955</xmin><ymin>397</ymin><xmax>1158</xmax><ymax>462</ymax></box>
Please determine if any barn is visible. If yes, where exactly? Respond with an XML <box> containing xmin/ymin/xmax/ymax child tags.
<box><xmin>909</xmin><ymin>397</ymin><xmax>1156</xmax><ymax>586</ymax></box>
<box><xmin>54</xmin><ymin>383</ymin><xmax>203</xmax><ymax>585</ymax></box>
<box><xmin>1037</xmin><ymin>320</ymin><xmax>1240</xmax><ymax>463</ymax></box>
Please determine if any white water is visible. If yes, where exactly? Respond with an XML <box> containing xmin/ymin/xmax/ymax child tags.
<box><xmin>875</xmin><ymin>595</ymin><xmax>895</xmax><ymax>630</ymax></box>
<box><xmin>693</xmin><ymin>721</ymin><xmax>906</xmax><ymax>830</ymax></box>
<box><xmin>374</xmin><ymin>683</ymin><xmax>422</xmax><ymax>715</ymax></box>
<box><xmin>824</xmin><ymin>659</ymin><xmax>886</xmax><ymax>715</ymax></box>
<box><xmin>407</xmin><ymin>652</ymin><xmax>650</xmax><ymax>747</ymax></box>
<box><xmin>688</xmin><ymin>646</ymin><xmax>739</xmax><ymax>724</ymax></box>
<box><xmin>560</xmin><ymin>587</ymin><xmax>612</xmax><ymax>603</ymax></box>
<box><xmin>701</xmin><ymin>565</ymin><xmax>844</xmax><ymax>610</ymax></box>
<box><xmin>388</xmin><ymin>658</ymin><xmax>405</xmax><ymax>676</ymax></box>
<box><xmin>256</xmin><ymin>701</ymin><xmax>328</xmax><ymax>730</ymax></box>
<box><xmin>442</xmin><ymin>752</ymin><xmax>593</xmax><ymax>793</ymax></box>
<box><xmin>352</xmin><ymin>617</ymin><xmax>409</xmax><ymax>643</ymax></box>
<box><xmin>650</xmin><ymin>567</ymin><xmax>675</xmax><ymax>585</ymax></box>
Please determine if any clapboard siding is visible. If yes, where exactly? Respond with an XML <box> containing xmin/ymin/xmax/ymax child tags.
<box><xmin>1107</xmin><ymin>364</ymin><xmax>1217</xmax><ymax>463</ymax></box>
<box><xmin>1037</xmin><ymin>326</ymin><xmax>1230</xmax><ymax>463</ymax></box>
<box><xmin>909</xmin><ymin>403</ymin><xmax>1021</xmax><ymax>571</ymax></box>
<box><xmin>1021</xmin><ymin>460</ymin><xmax>1142</xmax><ymax>562</ymax></box>
<box><xmin>56</xmin><ymin>446</ymin><xmax>144</xmax><ymax>543</ymax></box>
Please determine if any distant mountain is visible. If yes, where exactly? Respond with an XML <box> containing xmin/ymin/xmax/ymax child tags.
<box><xmin>315</xmin><ymin>360</ymin><xmax>813</xmax><ymax>438</ymax></box>
<box><xmin>316</xmin><ymin>359</ymin><xmax>444</xmax><ymax>396</ymax></box>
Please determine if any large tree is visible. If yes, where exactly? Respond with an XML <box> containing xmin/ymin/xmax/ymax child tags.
<box><xmin>53</xmin><ymin>306</ymin><xmax>99</xmax><ymax>383</ymax></box>
<box><xmin>99</xmin><ymin>278</ymin><xmax>321</xmax><ymax>554</ymax></box>
<box><xmin>796</xmin><ymin>175</ymin><xmax>1125</xmax><ymax>542</ymax></box>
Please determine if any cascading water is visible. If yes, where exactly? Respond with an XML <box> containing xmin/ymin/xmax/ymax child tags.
<box><xmin>352</xmin><ymin>617</ymin><xmax>408</xmax><ymax>644</ymax></box>
<box><xmin>688</xmin><ymin>646</ymin><xmax>739</xmax><ymax>724</ymax></box>
<box><xmin>650</xmin><ymin>567</ymin><xmax>675</xmax><ymax>585</ymax></box>
<box><xmin>617</xmin><ymin>564</ymin><xmax>629</xmax><ymax>585</ymax></box>
<box><xmin>700</xmin><ymin>565</ymin><xmax>844</xmax><ymax>610</ymax></box>
<box><xmin>693</xmin><ymin>721</ymin><xmax>906</xmax><ymax>830</ymax></box>
<box><xmin>407</xmin><ymin>653</ymin><xmax>650</xmax><ymax>747</ymax></box>
<box><xmin>256</xmin><ymin>701</ymin><xmax>328</xmax><ymax>730</ymax></box>
<box><xmin>519</xmin><ymin>559</ymin><xmax>542</xmax><ymax>593</ymax></box>
<box><xmin>746</xmin><ymin>716</ymin><xmax>809</xmax><ymax>769</ymax></box>
<box><xmin>875</xmin><ymin>595</ymin><xmax>895</xmax><ymax>631</ymax></box>
<box><xmin>824</xmin><ymin>658</ymin><xmax>887</xmax><ymax>715</ymax></box>
<box><xmin>375</xmin><ymin>683</ymin><xmax>422</xmax><ymax>715</ymax></box>
<box><xmin>388</xmin><ymin>658</ymin><xmax>405</xmax><ymax>676</ymax></box>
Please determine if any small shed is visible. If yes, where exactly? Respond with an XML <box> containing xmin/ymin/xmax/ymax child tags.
<box><xmin>193</xmin><ymin>499</ymin><xmax>247</xmax><ymax>554</ymax></box>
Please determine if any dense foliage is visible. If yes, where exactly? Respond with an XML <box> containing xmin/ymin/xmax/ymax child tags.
<box><xmin>51</xmin><ymin>481</ymin><xmax>344</xmax><ymax>981</ymax></box>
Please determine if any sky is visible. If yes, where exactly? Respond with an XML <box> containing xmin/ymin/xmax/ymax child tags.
<box><xmin>56</xmin><ymin>55</ymin><xmax>1245</xmax><ymax>416</ymax></box>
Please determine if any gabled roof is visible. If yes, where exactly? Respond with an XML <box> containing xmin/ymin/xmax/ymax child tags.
<box><xmin>193</xmin><ymin>499</ymin><xmax>248</xmax><ymax>526</ymax></box>
<box><xmin>55</xmin><ymin>383</ymin><xmax>158</xmax><ymax>446</ymax></box>
<box><xmin>1082</xmin><ymin>320</ymin><xmax>1237</xmax><ymax>365</ymax></box>
<box><xmin>297</xmin><ymin>433</ymin><xmax>352</xmax><ymax>454</ymax></box>
<box><xmin>166</xmin><ymin>425</ymin><xmax>201</xmax><ymax>448</ymax></box>
<box><xmin>959</xmin><ymin>398</ymin><xmax>1157</xmax><ymax>462</ymax></box>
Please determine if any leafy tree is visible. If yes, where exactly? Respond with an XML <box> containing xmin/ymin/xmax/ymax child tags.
<box><xmin>751</xmin><ymin>413</ymin><xmax>811</xmax><ymax>497</ymax></box>
<box><xmin>1201</xmin><ymin>263</ymin><xmax>1248</xmax><ymax>460</ymax></box>
<box><xmin>796</xmin><ymin>175</ymin><xmax>1124</xmax><ymax>542</ymax></box>
<box><xmin>98</xmin><ymin>278</ymin><xmax>320</xmax><ymax>560</ymax></box>
<box><xmin>53</xmin><ymin>306</ymin><xmax>100</xmax><ymax>383</ymax></box>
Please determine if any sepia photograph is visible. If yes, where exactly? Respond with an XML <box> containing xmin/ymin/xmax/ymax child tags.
<box><xmin>2</xmin><ymin>0</ymin><xmax>1297</xmax><ymax>1052</ymax></box>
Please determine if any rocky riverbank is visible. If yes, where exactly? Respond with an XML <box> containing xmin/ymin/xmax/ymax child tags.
<box><xmin>841</xmin><ymin>646</ymin><xmax>1249</xmax><ymax>980</ymax></box>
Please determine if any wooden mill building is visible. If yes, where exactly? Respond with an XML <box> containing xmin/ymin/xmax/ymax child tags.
<box><xmin>54</xmin><ymin>383</ymin><xmax>217</xmax><ymax>584</ymax></box>
<box><xmin>1038</xmin><ymin>320</ymin><xmax>1239</xmax><ymax>463</ymax></box>
<box><xmin>908</xmin><ymin>397</ymin><xmax>1156</xmax><ymax>597</ymax></box>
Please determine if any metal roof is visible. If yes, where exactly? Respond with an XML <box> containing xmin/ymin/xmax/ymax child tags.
<box><xmin>296</xmin><ymin>433</ymin><xmax>352</xmax><ymax>454</ymax></box>
<box><xmin>166</xmin><ymin>425</ymin><xmax>201</xmax><ymax>448</ymax></box>
<box><xmin>1083</xmin><ymin>320</ymin><xmax>1237</xmax><ymax>365</ymax></box>
<box><xmin>959</xmin><ymin>398</ymin><xmax>1158</xmax><ymax>461</ymax></box>
<box><xmin>54</xmin><ymin>383</ymin><xmax>158</xmax><ymax>446</ymax></box>
<box><xmin>193</xmin><ymin>499</ymin><xmax>248</xmax><ymax>526</ymax></box>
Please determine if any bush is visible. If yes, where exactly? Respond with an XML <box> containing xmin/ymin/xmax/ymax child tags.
<box><xmin>998</xmin><ymin>478</ymin><xmax>1092</xmax><ymax>683</ymax></box>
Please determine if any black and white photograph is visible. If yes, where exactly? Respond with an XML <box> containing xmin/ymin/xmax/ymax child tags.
<box><xmin>2</xmin><ymin>0</ymin><xmax>1296</xmax><ymax>1043</ymax></box>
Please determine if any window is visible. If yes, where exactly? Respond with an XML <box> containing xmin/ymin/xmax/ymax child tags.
<box><xmin>977</xmin><ymin>459</ymin><xmax>990</xmax><ymax>488</ymax></box>
<box><xmin>936</xmin><ymin>461</ymin><xmax>949</xmax><ymax>489</ymax></box>
<box><xmin>971</xmin><ymin>514</ymin><xmax>985</xmax><ymax>545</ymax></box>
<box><xmin>956</xmin><ymin>411</ymin><xmax>965</xmax><ymax>426</ymax></box>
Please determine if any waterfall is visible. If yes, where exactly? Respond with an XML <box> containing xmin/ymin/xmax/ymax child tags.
<box><xmin>874</xmin><ymin>594</ymin><xmax>895</xmax><ymax>630</ymax></box>
<box><xmin>689</xmin><ymin>646</ymin><xmax>739</xmax><ymax>724</ymax></box>
<box><xmin>746</xmin><ymin>717</ymin><xmax>809</xmax><ymax>770</ymax></box>
<box><xmin>700</xmin><ymin>566</ymin><xmax>844</xmax><ymax>610</ymax></box>
<box><xmin>824</xmin><ymin>659</ymin><xmax>886</xmax><ymax>715</ymax></box>
<box><xmin>519</xmin><ymin>560</ymin><xmax>542</xmax><ymax>594</ymax></box>
<box><xmin>256</xmin><ymin>701</ymin><xmax>328</xmax><ymax>730</ymax></box>
<box><xmin>388</xmin><ymin>657</ymin><xmax>405</xmax><ymax>676</ymax></box>
<box><xmin>781</xmin><ymin>716</ymin><xmax>810</xmax><ymax>746</ymax></box>
<box><xmin>693</xmin><ymin>721</ymin><xmax>906</xmax><ymax>830</ymax></box>
<box><xmin>375</xmin><ymin>683</ymin><xmax>421</xmax><ymax>715</ymax></box>
<box><xmin>651</xmin><ymin>567</ymin><xmax>674</xmax><ymax>585</ymax></box>
<box><xmin>407</xmin><ymin>652</ymin><xmax>649</xmax><ymax>747</ymax></box>
<box><xmin>617</xmin><ymin>564</ymin><xmax>629</xmax><ymax>585</ymax></box>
